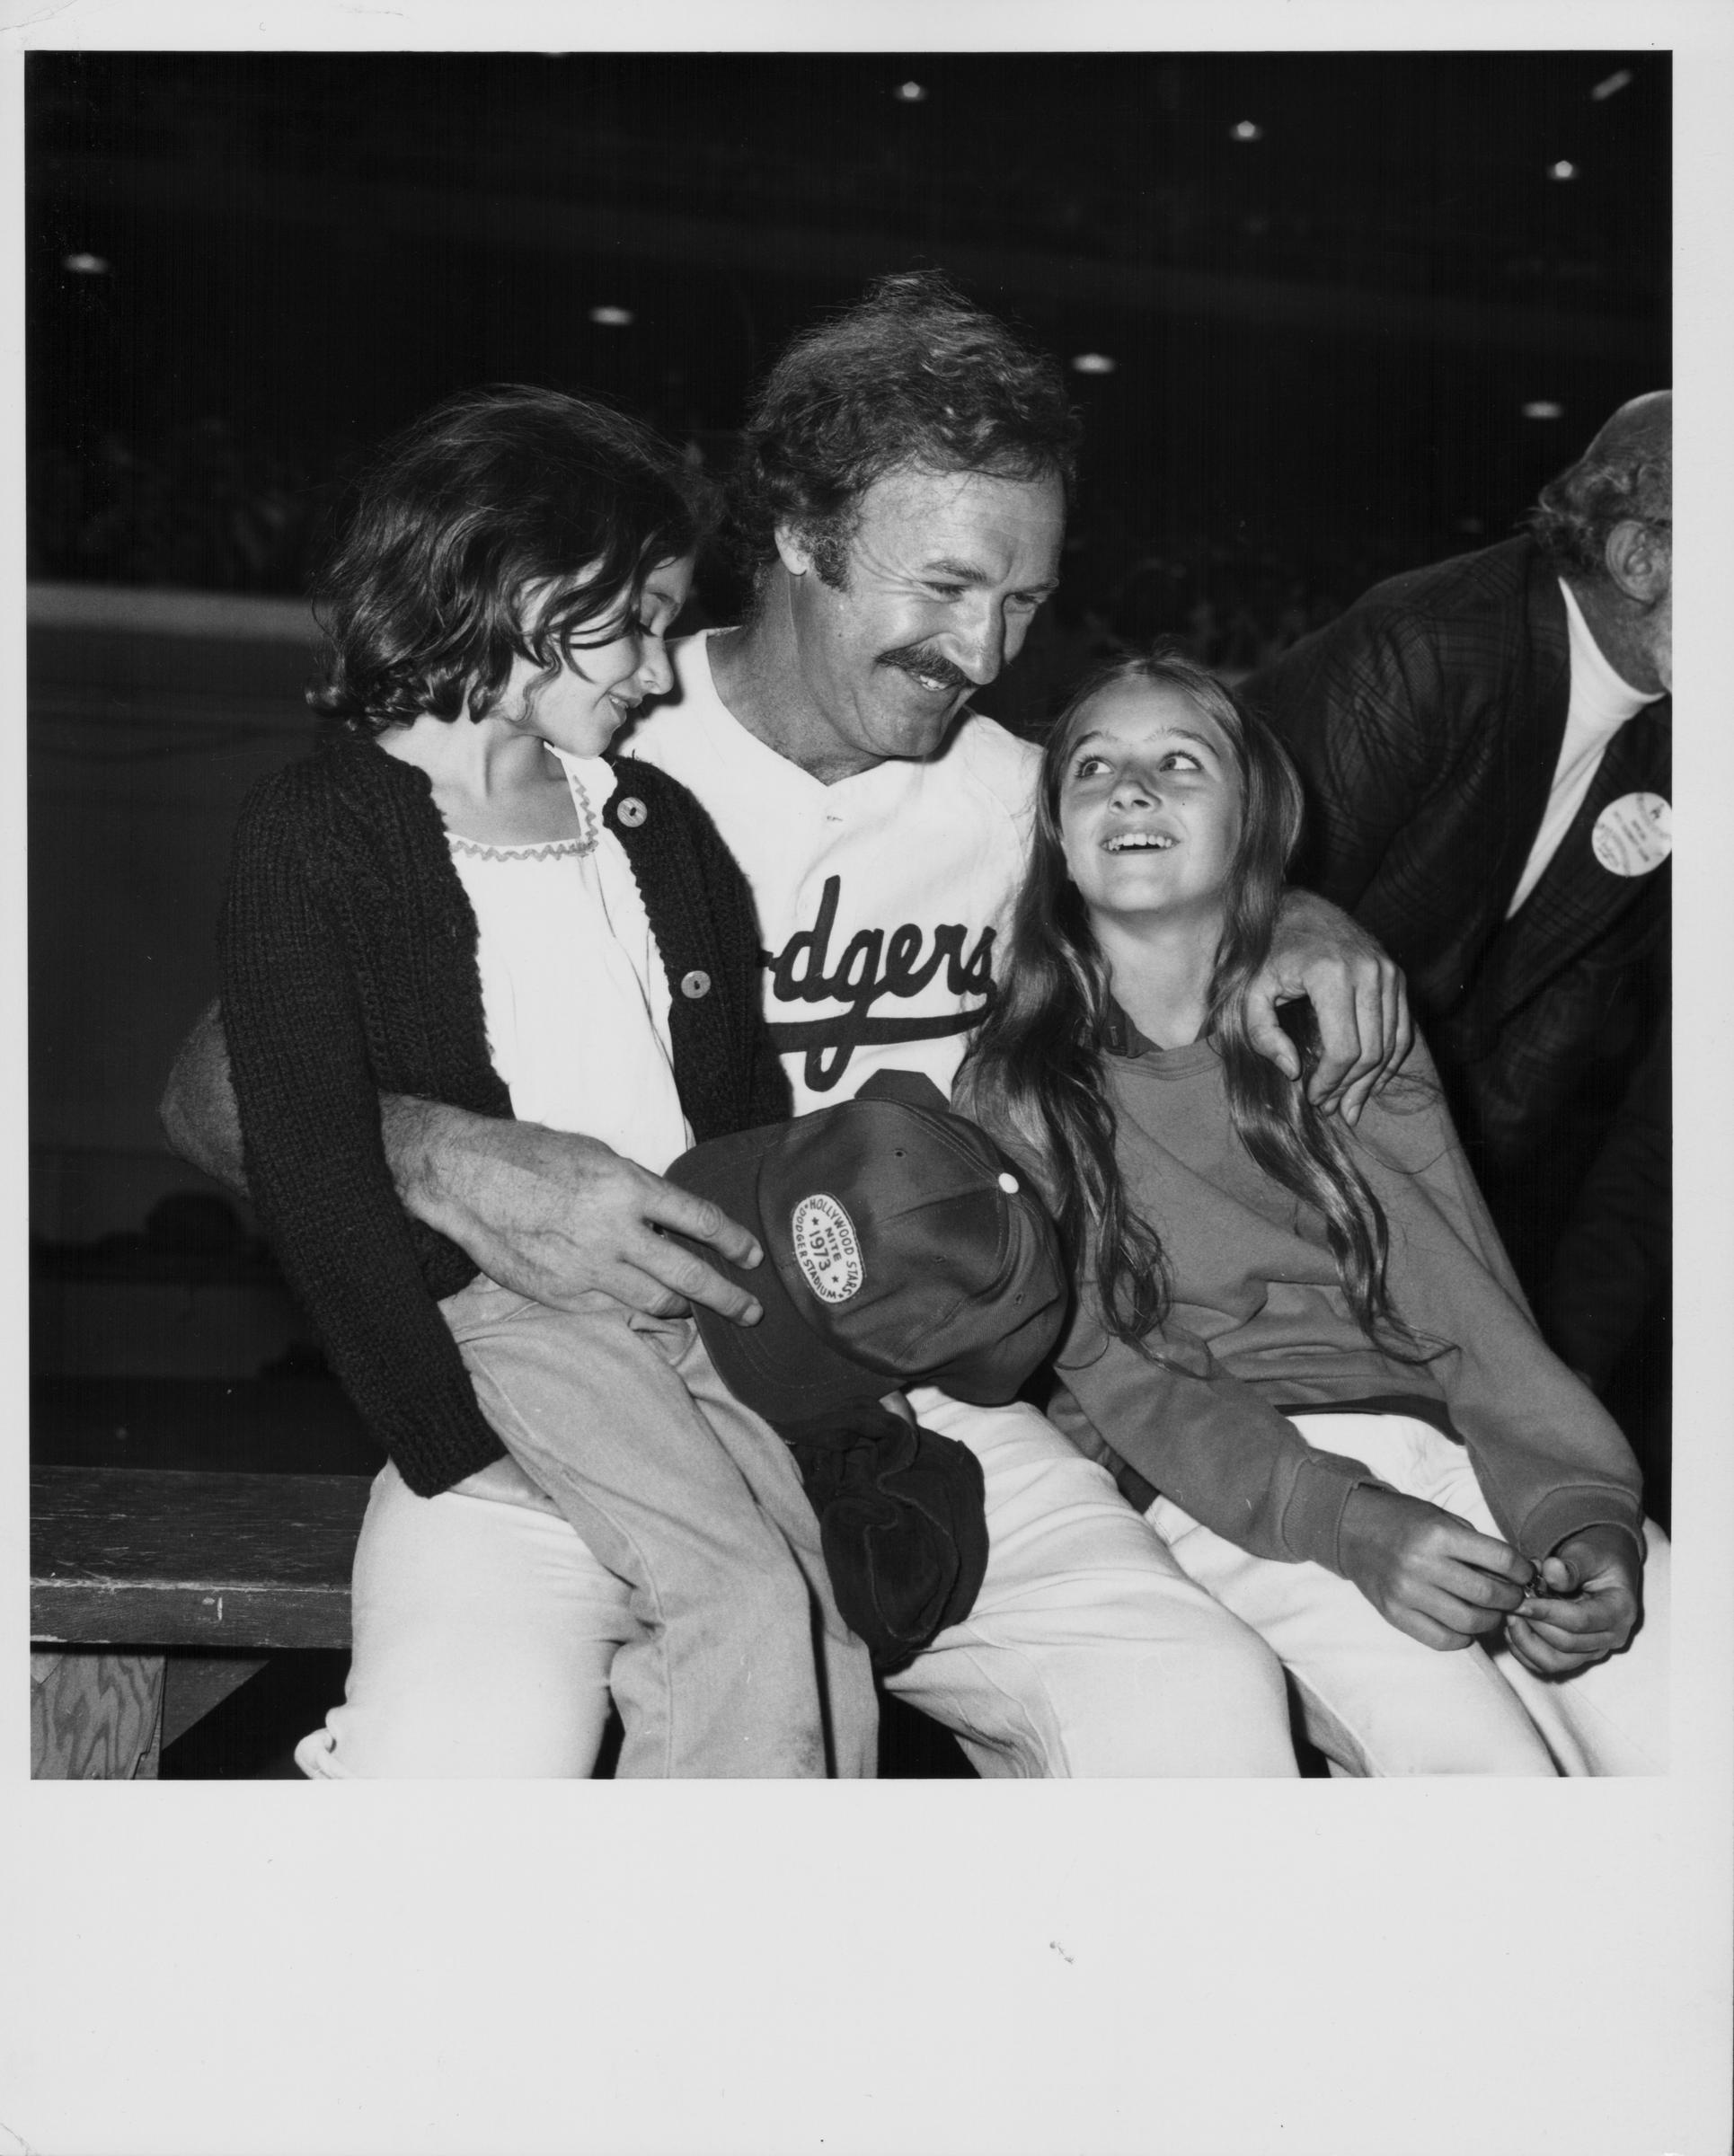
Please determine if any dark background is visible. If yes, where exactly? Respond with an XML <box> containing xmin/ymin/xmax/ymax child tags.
<box><xmin>25</xmin><ymin>50</ymin><xmax>1672</xmax><ymax>1772</ymax></box>
<box><xmin>31</xmin><ymin>50</ymin><xmax>1668</xmax><ymax>611</ymax></box>
<box><xmin>27</xmin><ymin>45</ymin><xmax>1672</xmax><ymax>1230</ymax></box>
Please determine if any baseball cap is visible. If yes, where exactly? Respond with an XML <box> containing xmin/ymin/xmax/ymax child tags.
<box><xmin>666</xmin><ymin>1069</ymin><xmax>1066</xmax><ymax>1426</ymax></box>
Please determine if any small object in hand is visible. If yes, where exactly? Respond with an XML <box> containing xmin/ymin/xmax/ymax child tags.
<box><xmin>1527</xmin><ymin>1560</ymin><xmax>1576</xmax><ymax>1602</ymax></box>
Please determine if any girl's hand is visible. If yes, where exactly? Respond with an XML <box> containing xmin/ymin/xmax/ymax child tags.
<box><xmin>1506</xmin><ymin>1527</ymin><xmax>1642</xmax><ymax>1676</ymax></box>
<box><xmin>1337</xmin><ymin>1484</ymin><xmax>1532</xmax><ymax>1650</ymax></box>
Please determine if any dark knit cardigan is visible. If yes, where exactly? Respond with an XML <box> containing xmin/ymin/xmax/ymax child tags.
<box><xmin>220</xmin><ymin>734</ymin><xmax>791</xmax><ymax>1498</ymax></box>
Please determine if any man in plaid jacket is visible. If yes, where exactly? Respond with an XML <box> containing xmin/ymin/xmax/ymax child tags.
<box><xmin>1243</xmin><ymin>393</ymin><xmax>1671</xmax><ymax>1383</ymax></box>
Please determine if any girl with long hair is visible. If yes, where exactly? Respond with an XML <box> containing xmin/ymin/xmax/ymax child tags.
<box><xmin>958</xmin><ymin>647</ymin><xmax>1668</xmax><ymax>1773</ymax></box>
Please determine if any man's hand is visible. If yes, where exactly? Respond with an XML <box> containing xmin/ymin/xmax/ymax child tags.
<box><xmin>1250</xmin><ymin>890</ymin><xmax>1412</xmax><ymax>1123</ymax></box>
<box><xmin>160</xmin><ymin>1005</ymin><xmax>765</xmax><ymax>1325</ymax></box>
<box><xmin>1506</xmin><ymin>1525</ymin><xmax>1642</xmax><ymax>1677</ymax></box>
<box><xmin>1337</xmin><ymin>1484</ymin><xmax>1532</xmax><ymax>1651</ymax></box>
<box><xmin>391</xmin><ymin>1101</ymin><xmax>767</xmax><ymax>1326</ymax></box>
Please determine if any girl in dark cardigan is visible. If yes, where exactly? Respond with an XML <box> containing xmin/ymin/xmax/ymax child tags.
<box><xmin>221</xmin><ymin>386</ymin><xmax>874</xmax><ymax>1779</ymax></box>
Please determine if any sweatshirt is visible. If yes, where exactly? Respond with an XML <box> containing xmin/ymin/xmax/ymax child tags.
<box><xmin>1038</xmin><ymin>1016</ymin><xmax>1645</xmax><ymax>1574</ymax></box>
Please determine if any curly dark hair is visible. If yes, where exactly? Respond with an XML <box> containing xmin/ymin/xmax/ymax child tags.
<box><xmin>1527</xmin><ymin>390</ymin><xmax>1671</xmax><ymax>579</ymax></box>
<box><xmin>728</xmin><ymin>270</ymin><xmax>1081</xmax><ymax>591</ymax></box>
<box><xmin>307</xmin><ymin>384</ymin><xmax>712</xmax><ymax>733</ymax></box>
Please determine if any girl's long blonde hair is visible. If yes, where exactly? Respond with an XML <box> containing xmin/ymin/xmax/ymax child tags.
<box><xmin>959</xmin><ymin>645</ymin><xmax>1419</xmax><ymax>1356</ymax></box>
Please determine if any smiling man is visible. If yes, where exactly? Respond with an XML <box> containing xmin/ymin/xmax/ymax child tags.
<box><xmin>163</xmin><ymin>273</ymin><xmax>1408</xmax><ymax>1778</ymax></box>
<box><xmin>714</xmin><ymin>463</ymin><xmax>1064</xmax><ymax>780</ymax></box>
<box><xmin>625</xmin><ymin>296</ymin><xmax>1074</xmax><ymax>1107</ymax></box>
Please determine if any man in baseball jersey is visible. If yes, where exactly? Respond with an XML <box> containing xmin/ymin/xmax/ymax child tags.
<box><xmin>163</xmin><ymin>274</ymin><xmax>1407</xmax><ymax>1776</ymax></box>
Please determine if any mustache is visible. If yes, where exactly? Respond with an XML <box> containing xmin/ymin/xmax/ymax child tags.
<box><xmin>876</xmin><ymin>643</ymin><xmax>974</xmax><ymax>693</ymax></box>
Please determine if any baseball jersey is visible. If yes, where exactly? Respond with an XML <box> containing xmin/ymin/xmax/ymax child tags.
<box><xmin>621</xmin><ymin>631</ymin><xmax>1039</xmax><ymax>1114</ymax></box>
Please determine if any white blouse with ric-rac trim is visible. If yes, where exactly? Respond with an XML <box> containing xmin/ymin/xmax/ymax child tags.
<box><xmin>446</xmin><ymin>749</ymin><xmax>693</xmax><ymax>1174</ymax></box>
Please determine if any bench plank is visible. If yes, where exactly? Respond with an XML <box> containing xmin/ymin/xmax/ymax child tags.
<box><xmin>31</xmin><ymin>1465</ymin><xmax>370</xmax><ymax>1649</ymax></box>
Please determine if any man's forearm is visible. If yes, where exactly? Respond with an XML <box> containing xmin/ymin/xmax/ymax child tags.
<box><xmin>378</xmin><ymin>1093</ymin><xmax>493</xmax><ymax>1231</ymax></box>
<box><xmin>158</xmin><ymin>1001</ymin><xmax>250</xmax><ymax>1196</ymax></box>
<box><xmin>161</xmin><ymin>999</ymin><xmax>470</xmax><ymax>1222</ymax></box>
<box><xmin>164</xmin><ymin>1026</ymin><xmax>763</xmax><ymax>1319</ymax></box>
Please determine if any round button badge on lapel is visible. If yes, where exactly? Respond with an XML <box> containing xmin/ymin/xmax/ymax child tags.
<box><xmin>616</xmin><ymin>796</ymin><xmax>647</xmax><ymax>828</ymax></box>
<box><xmin>1591</xmin><ymin>792</ymin><xmax>1670</xmax><ymax>877</ymax></box>
<box><xmin>680</xmin><ymin>970</ymin><xmax>712</xmax><ymax>1000</ymax></box>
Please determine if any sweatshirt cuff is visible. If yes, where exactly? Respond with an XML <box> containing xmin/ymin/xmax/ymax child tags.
<box><xmin>1520</xmin><ymin>1488</ymin><xmax>1647</xmax><ymax>1569</ymax></box>
<box><xmin>1279</xmin><ymin>1447</ymin><xmax>1390</xmax><ymax>1575</ymax></box>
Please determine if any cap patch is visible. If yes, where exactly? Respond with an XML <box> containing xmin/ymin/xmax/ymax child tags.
<box><xmin>790</xmin><ymin>1194</ymin><xmax>864</xmax><ymax>1303</ymax></box>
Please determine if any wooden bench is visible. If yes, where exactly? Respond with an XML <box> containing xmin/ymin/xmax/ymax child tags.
<box><xmin>31</xmin><ymin>1374</ymin><xmax>978</xmax><ymax>1779</ymax></box>
<box><xmin>31</xmin><ymin>1376</ymin><xmax>379</xmax><ymax>1778</ymax></box>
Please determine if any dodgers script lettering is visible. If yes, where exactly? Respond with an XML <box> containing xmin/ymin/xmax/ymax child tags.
<box><xmin>765</xmin><ymin>875</ymin><xmax>997</xmax><ymax>1091</ymax></box>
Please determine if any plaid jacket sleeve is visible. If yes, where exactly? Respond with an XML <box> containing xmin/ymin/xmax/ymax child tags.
<box><xmin>1248</xmin><ymin>599</ymin><xmax>1467</xmax><ymax>915</ymax></box>
<box><xmin>1244</xmin><ymin>541</ymin><xmax>1570</xmax><ymax>1015</ymax></box>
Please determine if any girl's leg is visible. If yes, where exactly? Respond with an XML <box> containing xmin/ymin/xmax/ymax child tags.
<box><xmin>446</xmin><ymin>1278</ymin><xmax>868</xmax><ymax>1779</ymax></box>
<box><xmin>1151</xmin><ymin>1411</ymin><xmax>1668</xmax><ymax>1777</ymax></box>
<box><xmin>644</xmin><ymin>1310</ymin><xmax>878</xmax><ymax>1780</ymax></box>
<box><xmin>1150</xmin><ymin>1503</ymin><xmax>1557</xmax><ymax>1778</ymax></box>
<box><xmin>884</xmin><ymin>1391</ymin><xmax>1299</xmax><ymax>1778</ymax></box>
<box><xmin>1149</xmin><ymin>1412</ymin><xmax>1562</xmax><ymax>1777</ymax></box>
<box><xmin>1331</xmin><ymin>1415</ymin><xmax>1668</xmax><ymax>1776</ymax></box>
<box><xmin>298</xmin><ymin>1454</ymin><xmax>630</xmax><ymax>1780</ymax></box>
